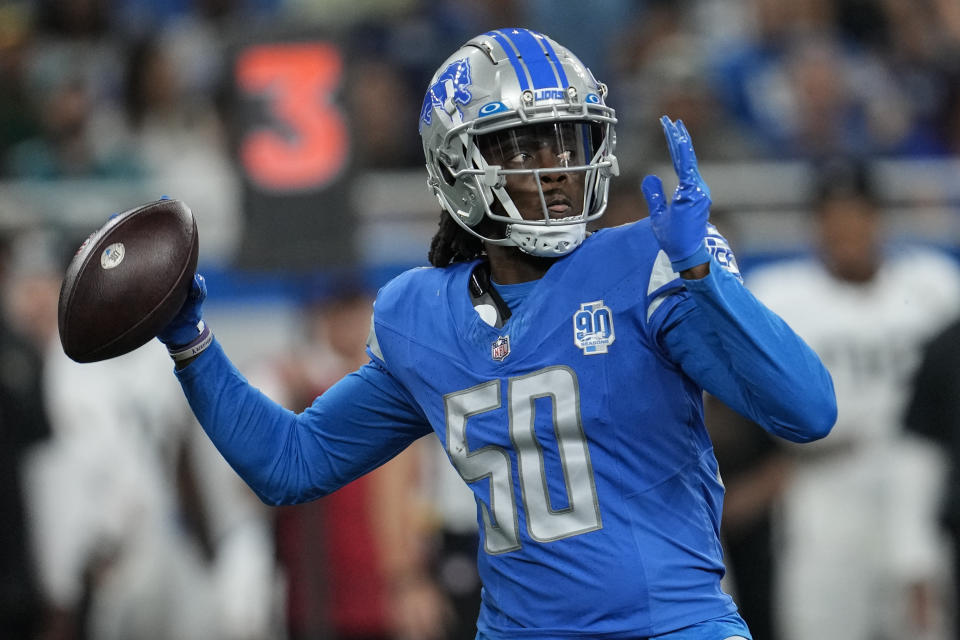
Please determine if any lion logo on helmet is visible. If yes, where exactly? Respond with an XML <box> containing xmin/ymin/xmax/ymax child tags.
<box><xmin>419</xmin><ymin>58</ymin><xmax>473</xmax><ymax>132</ymax></box>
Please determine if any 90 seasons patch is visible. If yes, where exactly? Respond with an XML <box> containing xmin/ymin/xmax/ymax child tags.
<box><xmin>573</xmin><ymin>300</ymin><xmax>615</xmax><ymax>355</ymax></box>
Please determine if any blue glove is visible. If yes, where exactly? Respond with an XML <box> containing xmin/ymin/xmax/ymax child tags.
<box><xmin>641</xmin><ymin>116</ymin><xmax>712</xmax><ymax>271</ymax></box>
<box><xmin>158</xmin><ymin>273</ymin><xmax>211</xmax><ymax>361</ymax></box>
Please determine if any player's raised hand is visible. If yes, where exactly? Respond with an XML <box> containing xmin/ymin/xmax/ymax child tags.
<box><xmin>641</xmin><ymin>116</ymin><xmax>712</xmax><ymax>271</ymax></box>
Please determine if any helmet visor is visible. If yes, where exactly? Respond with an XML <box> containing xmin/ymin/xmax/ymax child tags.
<box><xmin>475</xmin><ymin>122</ymin><xmax>602</xmax><ymax>172</ymax></box>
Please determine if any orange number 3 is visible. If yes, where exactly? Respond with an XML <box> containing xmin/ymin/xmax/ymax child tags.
<box><xmin>237</xmin><ymin>42</ymin><xmax>349</xmax><ymax>192</ymax></box>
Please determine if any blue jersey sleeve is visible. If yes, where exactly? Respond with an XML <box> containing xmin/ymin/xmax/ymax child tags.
<box><xmin>661</xmin><ymin>258</ymin><xmax>836</xmax><ymax>442</ymax></box>
<box><xmin>174</xmin><ymin>338</ymin><xmax>432</xmax><ymax>505</ymax></box>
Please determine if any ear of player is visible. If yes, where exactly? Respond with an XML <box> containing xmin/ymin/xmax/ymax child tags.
<box><xmin>57</xmin><ymin>197</ymin><xmax>204</xmax><ymax>363</ymax></box>
<box><xmin>641</xmin><ymin>115</ymin><xmax>713</xmax><ymax>272</ymax></box>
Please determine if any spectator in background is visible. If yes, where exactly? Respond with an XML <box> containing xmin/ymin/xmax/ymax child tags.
<box><xmin>4</xmin><ymin>70</ymin><xmax>141</xmax><ymax>180</ymax></box>
<box><xmin>30</xmin><ymin>0</ymin><xmax>123</xmax><ymax>99</ymax></box>
<box><xmin>21</xmin><ymin>230</ymin><xmax>280</xmax><ymax>640</ymax></box>
<box><xmin>847</xmin><ymin>0</ymin><xmax>960</xmax><ymax>155</ymax></box>
<box><xmin>941</xmin><ymin>72</ymin><xmax>960</xmax><ymax>154</ymax></box>
<box><xmin>415</xmin><ymin>438</ymin><xmax>481</xmax><ymax>640</ymax></box>
<box><xmin>252</xmin><ymin>282</ymin><xmax>449</xmax><ymax>640</ymax></box>
<box><xmin>610</xmin><ymin>0</ymin><xmax>759</xmax><ymax>169</ymax></box>
<box><xmin>711</xmin><ymin>0</ymin><xmax>940</xmax><ymax>158</ymax></box>
<box><xmin>906</xmin><ymin>317</ymin><xmax>960</xmax><ymax>640</ymax></box>
<box><xmin>0</xmin><ymin>4</ymin><xmax>42</xmax><ymax>173</ymax></box>
<box><xmin>745</xmin><ymin>158</ymin><xmax>960</xmax><ymax>639</ymax></box>
<box><xmin>122</xmin><ymin>33</ymin><xmax>241</xmax><ymax>262</ymax></box>
<box><xmin>0</xmin><ymin>231</ymin><xmax>52</xmax><ymax>640</ymax></box>
<box><xmin>704</xmin><ymin>396</ymin><xmax>789</xmax><ymax>640</ymax></box>
<box><xmin>2</xmin><ymin>230</ymin><xmax>63</xmax><ymax>353</ymax></box>
<box><xmin>116</xmin><ymin>0</ymin><xmax>283</xmax><ymax>39</ymax></box>
<box><xmin>33</xmin><ymin>0</ymin><xmax>112</xmax><ymax>39</ymax></box>
<box><xmin>342</xmin><ymin>55</ymin><xmax>423</xmax><ymax>169</ymax></box>
<box><xmin>520</xmin><ymin>0</ymin><xmax>633</xmax><ymax>84</ymax></box>
<box><xmin>10</xmin><ymin>0</ymin><xmax>136</xmax><ymax>178</ymax></box>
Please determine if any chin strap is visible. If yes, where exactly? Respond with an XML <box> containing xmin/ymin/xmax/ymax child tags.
<box><xmin>507</xmin><ymin>220</ymin><xmax>586</xmax><ymax>257</ymax></box>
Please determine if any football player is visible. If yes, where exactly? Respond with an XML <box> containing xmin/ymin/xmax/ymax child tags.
<box><xmin>157</xmin><ymin>29</ymin><xmax>836</xmax><ymax>639</ymax></box>
<box><xmin>747</xmin><ymin>159</ymin><xmax>960</xmax><ymax>639</ymax></box>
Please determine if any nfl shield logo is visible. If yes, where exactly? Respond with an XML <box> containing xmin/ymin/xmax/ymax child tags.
<box><xmin>491</xmin><ymin>335</ymin><xmax>510</xmax><ymax>361</ymax></box>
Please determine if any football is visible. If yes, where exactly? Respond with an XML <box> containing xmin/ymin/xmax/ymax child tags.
<box><xmin>58</xmin><ymin>198</ymin><xmax>199</xmax><ymax>363</ymax></box>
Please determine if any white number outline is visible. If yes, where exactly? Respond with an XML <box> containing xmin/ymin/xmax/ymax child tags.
<box><xmin>444</xmin><ymin>366</ymin><xmax>602</xmax><ymax>554</ymax></box>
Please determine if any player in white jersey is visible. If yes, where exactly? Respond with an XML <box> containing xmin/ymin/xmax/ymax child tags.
<box><xmin>28</xmin><ymin>338</ymin><xmax>281</xmax><ymax>640</ymax></box>
<box><xmin>746</xmin><ymin>159</ymin><xmax>960</xmax><ymax>640</ymax></box>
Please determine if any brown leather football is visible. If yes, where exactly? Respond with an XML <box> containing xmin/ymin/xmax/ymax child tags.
<box><xmin>58</xmin><ymin>198</ymin><xmax>199</xmax><ymax>363</ymax></box>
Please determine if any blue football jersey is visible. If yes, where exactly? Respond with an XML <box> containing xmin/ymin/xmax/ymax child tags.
<box><xmin>367</xmin><ymin>219</ymin><xmax>737</xmax><ymax>638</ymax></box>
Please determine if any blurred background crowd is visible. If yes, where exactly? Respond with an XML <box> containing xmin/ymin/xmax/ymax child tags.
<box><xmin>2</xmin><ymin>0</ymin><xmax>960</xmax><ymax>639</ymax></box>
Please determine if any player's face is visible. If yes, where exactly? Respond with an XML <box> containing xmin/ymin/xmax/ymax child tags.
<box><xmin>477</xmin><ymin>123</ymin><xmax>590</xmax><ymax>221</ymax></box>
<box><xmin>818</xmin><ymin>195</ymin><xmax>881</xmax><ymax>282</ymax></box>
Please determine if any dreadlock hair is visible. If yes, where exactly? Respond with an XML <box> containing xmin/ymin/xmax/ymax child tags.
<box><xmin>427</xmin><ymin>212</ymin><xmax>486</xmax><ymax>267</ymax></box>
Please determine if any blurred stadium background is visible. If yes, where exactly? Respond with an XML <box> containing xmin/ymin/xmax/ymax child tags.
<box><xmin>3</xmin><ymin>0</ymin><xmax>960</xmax><ymax>639</ymax></box>
<box><xmin>0</xmin><ymin>0</ymin><xmax>958</xmax><ymax>360</ymax></box>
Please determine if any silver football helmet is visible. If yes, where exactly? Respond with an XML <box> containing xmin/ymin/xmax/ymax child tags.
<box><xmin>419</xmin><ymin>28</ymin><xmax>619</xmax><ymax>257</ymax></box>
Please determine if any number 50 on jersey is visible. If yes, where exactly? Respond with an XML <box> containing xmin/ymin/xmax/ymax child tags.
<box><xmin>444</xmin><ymin>366</ymin><xmax>603</xmax><ymax>554</ymax></box>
